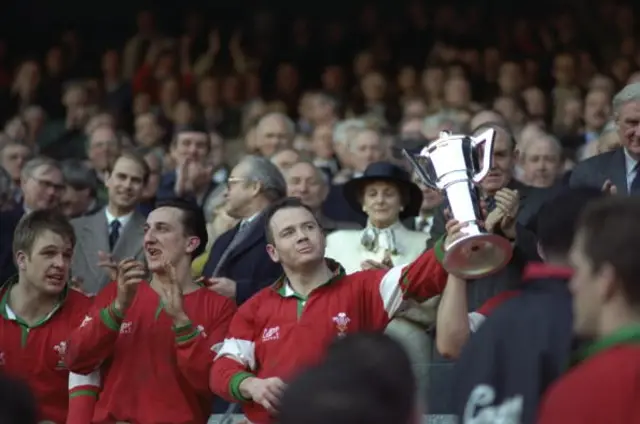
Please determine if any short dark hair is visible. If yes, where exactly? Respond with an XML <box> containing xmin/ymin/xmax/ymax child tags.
<box><xmin>263</xmin><ymin>197</ymin><xmax>319</xmax><ymax>245</ymax></box>
<box><xmin>106</xmin><ymin>150</ymin><xmax>151</xmax><ymax>184</ymax></box>
<box><xmin>172</xmin><ymin>122</ymin><xmax>208</xmax><ymax>139</ymax></box>
<box><xmin>279</xmin><ymin>333</ymin><xmax>416</xmax><ymax>424</ymax></box>
<box><xmin>13</xmin><ymin>210</ymin><xmax>76</xmax><ymax>258</ymax></box>
<box><xmin>536</xmin><ymin>188</ymin><xmax>604</xmax><ymax>258</ymax></box>
<box><xmin>577</xmin><ymin>196</ymin><xmax>640</xmax><ymax>306</ymax></box>
<box><xmin>61</xmin><ymin>159</ymin><xmax>98</xmax><ymax>194</ymax></box>
<box><xmin>0</xmin><ymin>374</ymin><xmax>38</xmax><ymax>424</ymax></box>
<box><xmin>155</xmin><ymin>199</ymin><xmax>208</xmax><ymax>259</ymax></box>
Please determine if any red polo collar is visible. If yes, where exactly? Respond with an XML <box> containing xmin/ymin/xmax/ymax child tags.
<box><xmin>522</xmin><ymin>262</ymin><xmax>573</xmax><ymax>281</ymax></box>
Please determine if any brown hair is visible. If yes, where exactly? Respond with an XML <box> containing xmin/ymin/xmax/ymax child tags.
<box><xmin>106</xmin><ymin>150</ymin><xmax>151</xmax><ymax>184</ymax></box>
<box><xmin>577</xmin><ymin>196</ymin><xmax>640</xmax><ymax>306</ymax></box>
<box><xmin>13</xmin><ymin>210</ymin><xmax>76</xmax><ymax>258</ymax></box>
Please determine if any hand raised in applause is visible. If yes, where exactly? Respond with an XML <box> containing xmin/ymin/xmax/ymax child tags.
<box><xmin>239</xmin><ymin>377</ymin><xmax>287</xmax><ymax>414</ymax></box>
<box><xmin>158</xmin><ymin>260</ymin><xmax>189</xmax><ymax>325</ymax></box>
<box><xmin>97</xmin><ymin>250</ymin><xmax>118</xmax><ymax>281</ymax></box>
<box><xmin>361</xmin><ymin>251</ymin><xmax>394</xmax><ymax>270</ymax></box>
<box><xmin>113</xmin><ymin>258</ymin><xmax>145</xmax><ymax>314</ymax></box>
<box><xmin>483</xmin><ymin>188</ymin><xmax>519</xmax><ymax>238</ymax></box>
<box><xmin>601</xmin><ymin>180</ymin><xmax>618</xmax><ymax>196</ymax></box>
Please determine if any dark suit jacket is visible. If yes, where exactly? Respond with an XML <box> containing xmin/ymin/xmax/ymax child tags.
<box><xmin>0</xmin><ymin>207</ymin><xmax>22</xmax><ymax>284</ymax></box>
<box><xmin>156</xmin><ymin>170</ymin><xmax>218</xmax><ymax>205</ymax></box>
<box><xmin>318</xmin><ymin>213</ymin><xmax>361</xmax><ymax>234</ymax></box>
<box><xmin>427</xmin><ymin>179</ymin><xmax>542</xmax><ymax>250</ymax></box>
<box><xmin>570</xmin><ymin>148</ymin><xmax>629</xmax><ymax>194</ymax></box>
<box><xmin>322</xmin><ymin>184</ymin><xmax>367</xmax><ymax>227</ymax></box>
<box><xmin>202</xmin><ymin>213</ymin><xmax>283</xmax><ymax>305</ymax></box>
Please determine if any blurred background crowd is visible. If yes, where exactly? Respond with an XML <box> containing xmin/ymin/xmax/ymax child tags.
<box><xmin>0</xmin><ymin>0</ymin><xmax>639</xmax><ymax>417</ymax></box>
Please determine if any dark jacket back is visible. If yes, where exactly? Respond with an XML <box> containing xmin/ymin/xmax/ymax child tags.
<box><xmin>451</xmin><ymin>265</ymin><xmax>574</xmax><ymax>424</ymax></box>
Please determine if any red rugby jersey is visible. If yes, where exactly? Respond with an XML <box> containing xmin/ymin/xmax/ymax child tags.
<box><xmin>210</xmin><ymin>249</ymin><xmax>448</xmax><ymax>424</ymax></box>
<box><xmin>0</xmin><ymin>282</ymin><xmax>98</xmax><ymax>423</ymax></box>
<box><xmin>65</xmin><ymin>281</ymin><xmax>236</xmax><ymax>424</ymax></box>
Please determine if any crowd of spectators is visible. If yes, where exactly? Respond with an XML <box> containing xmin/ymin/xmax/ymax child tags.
<box><xmin>1</xmin><ymin>0</ymin><xmax>640</xmax><ymax>420</ymax></box>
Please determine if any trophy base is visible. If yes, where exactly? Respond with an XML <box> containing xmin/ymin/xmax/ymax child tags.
<box><xmin>442</xmin><ymin>233</ymin><xmax>513</xmax><ymax>279</ymax></box>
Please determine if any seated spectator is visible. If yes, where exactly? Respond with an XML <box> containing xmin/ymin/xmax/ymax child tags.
<box><xmin>60</xmin><ymin>158</ymin><xmax>102</xmax><ymax>218</ymax></box>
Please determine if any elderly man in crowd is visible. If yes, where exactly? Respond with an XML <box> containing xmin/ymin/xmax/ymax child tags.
<box><xmin>518</xmin><ymin>132</ymin><xmax>564</xmax><ymax>188</ymax></box>
<box><xmin>285</xmin><ymin>160</ymin><xmax>360</xmax><ymax>233</ymax></box>
<box><xmin>255</xmin><ymin>113</ymin><xmax>295</xmax><ymax>157</ymax></box>
<box><xmin>571</xmin><ymin>83</ymin><xmax>640</xmax><ymax>195</ymax></box>
<box><xmin>202</xmin><ymin>155</ymin><xmax>286</xmax><ymax>305</ymax></box>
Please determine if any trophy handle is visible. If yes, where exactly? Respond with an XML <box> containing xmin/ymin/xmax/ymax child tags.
<box><xmin>402</xmin><ymin>149</ymin><xmax>439</xmax><ymax>190</ymax></box>
<box><xmin>471</xmin><ymin>128</ymin><xmax>497</xmax><ymax>184</ymax></box>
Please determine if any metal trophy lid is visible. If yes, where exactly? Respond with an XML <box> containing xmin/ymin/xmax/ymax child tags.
<box><xmin>442</xmin><ymin>233</ymin><xmax>513</xmax><ymax>279</ymax></box>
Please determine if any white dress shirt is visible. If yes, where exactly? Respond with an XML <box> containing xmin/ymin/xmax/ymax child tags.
<box><xmin>105</xmin><ymin>208</ymin><xmax>133</xmax><ymax>237</ymax></box>
<box><xmin>624</xmin><ymin>148</ymin><xmax>639</xmax><ymax>192</ymax></box>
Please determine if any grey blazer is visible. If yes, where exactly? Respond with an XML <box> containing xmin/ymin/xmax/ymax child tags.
<box><xmin>570</xmin><ymin>148</ymin><xmax>629</xmax><ymax>195</ymax></box>
<box><xmin>71</xmin><ymin>208</ymin><xmax>146</xmax><ymax>294</ymax></box>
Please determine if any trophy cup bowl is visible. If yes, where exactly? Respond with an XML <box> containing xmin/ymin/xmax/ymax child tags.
<box><xmin>403</xmin><ymin>129</ymin><xmax>513</xmax><ymax>279</ymax></box>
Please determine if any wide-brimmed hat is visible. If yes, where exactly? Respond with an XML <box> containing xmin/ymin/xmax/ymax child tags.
<box><xmin>343</xmin><ymin>161</ymin><xmax>423</xmax><ymax>219</ymax></box>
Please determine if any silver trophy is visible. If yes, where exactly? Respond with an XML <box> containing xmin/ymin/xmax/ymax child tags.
<box><xmin>404</xmin><ymin>129</ymin><xmax>513</xmax><ymax>278</ymax></box>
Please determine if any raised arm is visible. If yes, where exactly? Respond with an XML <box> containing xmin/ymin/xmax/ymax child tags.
<box><xmin>64</xmin><ymin>284</ymin><xmax>120</xmax><ymax>374</ymax></box>
<box><xmin>361</xmin><ymin>244</ymin><xmax>449</xmax><ymax>329</ymax></box>
<box><xmin>65</xmin><ymin>259</ymin><xmax>144</xmax><ymax>374</ymax></box>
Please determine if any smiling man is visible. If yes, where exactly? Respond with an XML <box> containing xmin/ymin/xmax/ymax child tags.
<box><xmin>71</xmin><ymin>151</ymin><xmax>149</xmax><ymax>294</ymax></box>
<box><xmin>65</xmin><ymin>199</ymin><xmax>236</xmax><ymax>424</ymax></box>
<box><xmin>570</xmin><ymin>82</ymin><xmax>640</xmax><ymax>195</ymax></box>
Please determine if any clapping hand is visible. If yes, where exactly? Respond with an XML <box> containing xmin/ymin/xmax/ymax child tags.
<box><xmin>113</xmin><ymin>258</ymin><xmax>145</xmax><ymax>314</ymax></box>
<box><xmin>601</xmin><ymin>180</ymin><xmax>618</xmax><ymax>196</ymax></box>
<box><xmin>158</xmin><ymin>260</ymin><xmax>189</xmax><ymax>325</ymax></box>
<box><xmin>483</xmin><ymin>188</ymin><xmax>519</xmax><ymax>238</ymax></box>
<box><xmin>97</xmin><ymin>250</ymin><xmax>118</xmax><ymax>281</ymax></box>
<box><xmin>361</xmin><ymin>251</ymin><xmax>394</xmax><ymax>270</ymax></box>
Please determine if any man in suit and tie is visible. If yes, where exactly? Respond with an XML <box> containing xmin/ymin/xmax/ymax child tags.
<box><xmin>202</xmin><ymin>155</ymin><xmax>286</xmax><ymax>305</ymax></box>
<box><xmin>427</xmin><ymin>122</ymin><xmax>542</xmax><ymax>250</ymax></box>
<box><xmin>571</xmin><ymin>82</ymin><xmax>640</xmax><ymax>195</ymax></box>
<box><xmin>285</xmin><ymin>161</ymin><xmax>361</xmax><ymax>234</ymax></box>
<box><xmin>71</xmin><ymin>151</ymin><xmax>148</xmax><ymax>294</ymax></box>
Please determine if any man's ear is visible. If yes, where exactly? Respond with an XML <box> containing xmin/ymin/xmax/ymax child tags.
<box><xmin>536</xmin><ymin>242</ymin><xmax>546</xmax><ymax>261</ymax></box>
<box><xmin>15</xmin><ymin>251</ymin><xmax>27</xmax><ymax>271</ymax></box>
<box><xmin>266</xmin><ymin>244</ymin><xmax>280</xmax><ymax>263</ymax></box>
<box><xmin>186</xmin><ymin>236</ymin><xmax>201</xmax><ymax>255</ymax></box>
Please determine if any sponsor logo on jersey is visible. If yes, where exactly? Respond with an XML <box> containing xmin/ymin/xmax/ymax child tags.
<box><xmin>463</xmin><ymin>384</ymin><xmax>523</xmax><ymax>424</ymax></box>
<box><xmin>120</xmin><ymin>321</ymin><xmax>133</xmax><ymax>335</ymax></box>
<box><xmin>262</xmin><ymin>326</ymin><xmax>280</xmax><ymax>342</ymax></box>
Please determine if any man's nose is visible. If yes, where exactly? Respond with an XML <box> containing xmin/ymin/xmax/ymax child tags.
<box><xmin>53</xmin><ymin>253</ymin><xmax>66</xmax><ymax>267</ymax></box>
